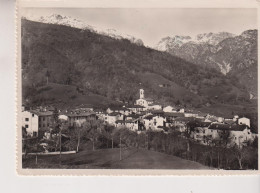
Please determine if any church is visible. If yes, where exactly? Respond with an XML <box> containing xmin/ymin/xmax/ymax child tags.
<box><xmin>135</xmin><ymin>89</ymin><xmax>154</xmax><ymax>107</ymax></box>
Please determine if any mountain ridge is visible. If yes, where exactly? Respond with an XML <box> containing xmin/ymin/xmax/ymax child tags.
<box><xmin>155</xmin><ymin>30</ymin><xmax>258</xmax><ymax>98</ymax></box>
<box><xmin>21</xmin><ymin>19</ymin><xmax>252</xmax><ymax>114</ymax></box>
<box><xmin>23</xmin><ymin>14</ymin><xmax>144</xmax><ymax>46</ymax></box>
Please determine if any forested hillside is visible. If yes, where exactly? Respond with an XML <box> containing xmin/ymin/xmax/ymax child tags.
<box><xmin>22</xmin><ymin>19</ymin><xmax>251</xmax><ymax>110</ymax></box>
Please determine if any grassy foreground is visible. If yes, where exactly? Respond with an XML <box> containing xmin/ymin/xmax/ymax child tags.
<box><xmin>22</xmin><ymin>148</ymin><xmax>209</xmax><ymax>169</ymax></box>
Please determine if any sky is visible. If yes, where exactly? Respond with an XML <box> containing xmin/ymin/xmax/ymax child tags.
<box><xmin>22</xmin><ymin>8</ymin><xmax>257</xmax><ymax>47</ymax></box>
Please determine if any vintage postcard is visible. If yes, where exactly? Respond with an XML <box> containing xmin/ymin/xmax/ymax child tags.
<box><xmin>16</xmin><ymin>0</ymin><xmax>260</xmax><ymax>175</ymax></box>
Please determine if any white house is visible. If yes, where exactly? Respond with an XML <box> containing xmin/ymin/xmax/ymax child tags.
<box><xmin>65</xmin><ymin>110</ymin><xmax>97</xmax><ymax>127</ymax></box>
<box><xmin>179</xmin><ymin>108</ymin><xmax>185</xmax><ymax>113</ymax></box>
<box><xmin>125</xmin><ymin>120</ymin><xmax>139</xmax><ymax>131</ymax></box>
<box><xmin>163</xmin><ymin>105</ymin><xmax>176</xmax><ymax>112</ymax></box>
<box><xmin>126</xmin><ymin>104</ymin><xmax>145</xmax><ymax>114</ymax></box>
<box><xmin>208</xmin><ymin>123</ymin><xmax>254</xmax><ymax>148</ymax></box>
<box><xmin>148</xmin><ymin>104</ymin><xmax>162</xmax><ymax>110</ymax></box>
<box><xmin>106</xmin><ymin>112</ymin><xmax>124</xmax><ymax>125</ymax></box>
<box><xmin>238</xmin><ymin>117</ymin><xmax>250</xmax><ymax>127</ymax></box>
<box><xmin>59</xmin><ymin>114</ymin><xmax>68</xmax><ymax>121</ymax></box>
<box><xmin>143</xmin><ymin>114</ymin><xmax>166</xmax><ymax>131</ymax></box>
<box><xmin>184</xmin><ymin>113</ymin><xmax>198</xmax><ymax>118</ymax></box>
<box><xmin>233</xmin><ymin>115</ymin><xmax>239</xmax><ymax>122</ymax></box>
<box><xmin>21</xmin><ymin>111</ymin><xmax>39</xmax><ymax>137</ymax></box>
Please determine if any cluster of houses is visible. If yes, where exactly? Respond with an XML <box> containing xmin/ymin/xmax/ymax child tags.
<box><xmin>21</xmin><ymin>89</ymin><xmax>258</xmax><ymax>148</ymax></box>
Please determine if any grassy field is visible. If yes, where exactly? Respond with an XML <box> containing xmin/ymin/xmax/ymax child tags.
<box><xmin>22</xmin><ymin>148</ymin><xmax>209</xmax><ymax>169</ymax></box>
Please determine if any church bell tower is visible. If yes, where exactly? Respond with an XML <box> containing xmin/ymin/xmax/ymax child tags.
<box><xmin>140</xmin><ymin>89</ymin><xmax>144</xmax><ymax>99</ymax></box>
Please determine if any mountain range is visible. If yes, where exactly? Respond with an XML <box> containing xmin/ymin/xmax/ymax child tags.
<box><xmin>21</xmin><ymin>16</ymin><xmax>256</xmax><ymax>117</ymax></box>
<box><xmin>24</xmin><ymin>14</ymin><xmax>144</xmax><ymax>46</ymax></box>
<box><xmin>155</xmin><ymin>30</ymin><xmax>258</xmax><ymax>98</ymax></box>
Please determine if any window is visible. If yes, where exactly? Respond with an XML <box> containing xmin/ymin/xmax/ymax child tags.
<box><xmin>25</xmin><ymin>118</ymin><xmax>29</xmax><ymax>121</ymax></box>
<box><xmin>32</xmin><ymin>114</ymin><xmax>34</xmax><ymax>117</ymax></box>
<box><xmin>25</xmin><ymin>124</ymin><xmax>29</xmax><ymax>128</ymax></box>
<box><xmin>43</xmin><ymin>123</ymin><xmax>45</xmax><ymax>127</ymax></box>
<box><xmin>33</xmin><ymin>132</ymin><xmax>37</xmax><ymax>137</ymax></box>
<box><xmin>43</xmin><ymin>117</ymin><xmax>45</xmax><ymax>121</ymax></box>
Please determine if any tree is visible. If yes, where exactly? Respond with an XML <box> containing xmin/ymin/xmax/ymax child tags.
<box><xmin>45</xmin><ymin>70</ymin><xmax>50</xmax><ymax>85</ymax></box>
<box><xmin>232</xmin><ymin>146</ymin><xmax>249</xmax><ymax>169</ymax></box>
<box><xmin>67</xmin><ymin>121</ymin><xmax>85</xmax><ymax>152</ymax></box>
<box><xmin>102</xmin><ymin>123</ymin><xmax>115</xmax><ymax>148</ymax></box>
<box><xmin>83</xmin><ymin>119</ymin><xmax>103</xmax><ymax>151</ymax></box>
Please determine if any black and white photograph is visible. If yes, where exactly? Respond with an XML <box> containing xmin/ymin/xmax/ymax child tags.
<box><xmin>18</xmin><ymin>4</ymin><xmax>258</xmax><ymax>173</ymax></box>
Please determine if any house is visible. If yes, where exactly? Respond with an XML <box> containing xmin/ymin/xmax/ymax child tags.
<box><xmin>233</xmin><ymin>115</ymin><xmax>239</xmax><ymax>122</ymax></box>
<box><xmin>148</xmin><ymin>104</ymin><xmax>162</xmax><ymax>110</ymax></box>
<box><xmin>75</xmin><ymin>104</ymin><xmax>94</xmax><ymax>111</ymax></box>
<box><xmin>106</xmin><ymin>112</ymin><xmax>124</xmax><ymax>125</ymax></box>
<box><xmin>184</xmin><ymin>112</ymin><xmax>198</xmax><ymax>118</ymax></box>
<box><xmin>238</xmin><ymin>117</ymin><xmax>250</xmax><ymax>127</ymax></box>
<box><xmin>115</xmin><ymin>120</ymin><xmax>139</xmax><ymax>131</ymax></box>
<box><xmin>106</xmin><ymin>106</ymin><xmax>130</xmax><ymax>116</ymax></box>
<box><xmin>32</xmin><ymin>109</ymin><xmax>53</xmax><ymax>131</ymax></box>
<box><xmin>164</xmin><ymin>112</ymin><xmax>185</xmax><ymax>119</ymax></box>
<box><xmin>125</xmin><ymin>120</ymin><xmax>139</xmax><ymax>131</ymax></box>
<box><xmin>163</xmin><ymin>105</ymin><xmax>176</xmax><ymax>113</ymax></box>
<box><xmin>143</xmin><ymin>114</ymin><xmax>166</xmax><ymax>131</ymax></box>
<box><xmin>22</xmin><ymin>109</ymin><xmax>53</xmax><ymax>137</ymax></box>
<box><xmin>115</xmin><ymin>120</ymin><xmax>126</xmax><ymax>128</ymax></box>
<box><xmin>178</xmin><ymin>108</ymin><xmax>185</xmax><ymax>113</ymax></box>
<box><xmin>21</xmin><ymin>111</ymin><xmax>39</xmax><ymax>137</ymax></box>
<box><xmin>190</xmin><ymin>122</ymin><xmax>212</xmax><ymax>144</ymax></box>
<box><xmin>208</xmin><ymin>123</ymin><xmax>254</xmax><ymax>148</ymax></box>
<box><xmin>172</xmin><ymin>117</ymin><xmax>195</xmax><ymax>133</ymax></box>
<box><xmin>125</xmin><ymin>114</ymin><xmax>140</xmax><ymax>121</ymax></box>
<box><xmin>135</xmin><ymin>89</ymin><xmax>153</xmax><ymax>107</ymax></box>
<box><xmin>94</xmin><ymin>109</ymin><xmax>107</xmax><ymax>120</ymax></box>
<box><xmin>59</xmin><ymin>114</ymin><xmax>68</xmax><ymax>121</ymax></box>
<box><xmin>196</xmin><ymin>112</ymin><xmax>208</xmax><ymax>119</ymax></box>
<box><xmin>65</xmin><ymin>109</ymin><xmax>97</xmax><ymax>127</ymax></box>
<box><xmin>126</xmin><ymin>104</ymin><xmax>145</xmax><ymax>114</ymax></box>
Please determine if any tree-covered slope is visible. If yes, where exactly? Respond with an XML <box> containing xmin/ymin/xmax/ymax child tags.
<box><xmin>22</xmin><ymin>19</ymin><xmax>250</xmax><ymax>108</ymax></box>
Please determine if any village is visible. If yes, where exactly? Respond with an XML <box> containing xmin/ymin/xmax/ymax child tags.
<box><xmin>22</xmin><ymin>89</ymin><xmax>258</xmax><ymax>150</ymax></box>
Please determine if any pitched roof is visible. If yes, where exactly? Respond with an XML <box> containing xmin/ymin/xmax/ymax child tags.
<box><xmin>108</xmin><ymin>112</ymin><xmax>122</xmax><ymax>116</ymax></box>
<box><xmin>127</xmin><ymin>114</ymin><xmax>140</xmax><ymax>119</ymax></box>
<box><xmin>151</xmin><ymin>110</ymin><xmax>164</xmax><ymax>115</ymax></box>
<box><xmin>29</xmin><ymin>110</ymin><xmax>53</xmax><ymax>116</ymax></box>
<box><xmin>94</xmin><ymin>108</ymin><xmax>105</xmax><ymax>113</ymax></box>
<box><xmin>126</xmin><ymin>104</ymin><xmax>144</xmax><ymax>108</ymax></box>
<box><xmin>65</xmin><ymin>110</ymin><xmax>96</xmax><ymax>117</ymax></box>
<box><xmin>164</xmin><ymin>112</ymin><xmax>185</xmax><ymax>118</ymax></box>
<box><xmin>144</xmin><ymin>115</ymin><xmax>154</xmax><ymax>120</ymax></box>
<box><xmin>125</xmin><ymin>120</ymin><xmax>135</xmax><ymax>123</ymax></box>
<box><xmin>224</xmin><ymin>120</ymin><xmax>236</xmax><ymax>125</ymax></box>
<box><xmin>174</xmin><ymin>117</ymin><xmax>196</xmax><ymax>122</ymax></box>
<box><xmin>208</xmin><ymin>123</ymin><xmax>248</xmax><ymax>131</ymax></box>
<box><xmin>108</xmin><ymin>106</ymin><xmax>128</xmax><ymax>111</ymax></box>
<box><xmin>115</xmin><ymin>120</ymin><xmax>125</xmax><ymax>124</ymax></box>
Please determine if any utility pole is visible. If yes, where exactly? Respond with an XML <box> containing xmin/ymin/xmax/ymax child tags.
<box><xmin>59</xmin><ymin>125</ymin><xmax>62</xmax><ymax>166</ymax></box>
<box><xmin>120</xmin><ymin>135</ymin><xmax>122</xmax><ymax>161</ymax></box>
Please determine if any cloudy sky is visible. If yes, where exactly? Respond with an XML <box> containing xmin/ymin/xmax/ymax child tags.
<box><xmin>22</xmin><ymin>8</ymin><xmax>257</xmax><ymax>47</ymax></box>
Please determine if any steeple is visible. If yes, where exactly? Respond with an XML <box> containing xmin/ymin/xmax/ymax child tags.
<box><xmin>140</xmin><ymin>89</ymin><xmax>144</xmax><ymax>99</ymax></box>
